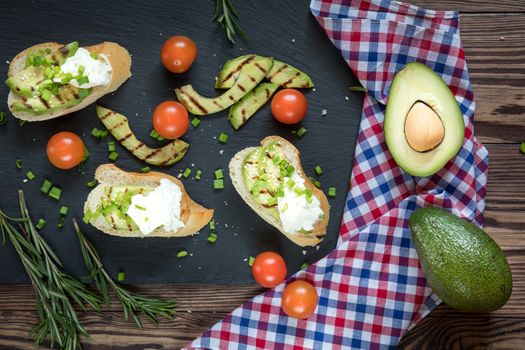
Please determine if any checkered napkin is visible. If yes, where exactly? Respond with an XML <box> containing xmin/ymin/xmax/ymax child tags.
<box><xmin>187</xmin><ymin>0</ymin><xmax>488</xmax><ymax>348</ymax></box>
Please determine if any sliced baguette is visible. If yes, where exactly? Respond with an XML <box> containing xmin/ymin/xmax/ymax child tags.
<box><xmin>7</xmin><ymin>42</ymin><xmax>132</xmax><ymax>121</ymax></box>
<box><xmin>229</xmin><ymin>136</ymin><xmax>330</xmax><ymax>247</ymax></box>
<box><xmin>84</xmin><ymin>164</ymin><xmax>213</xmax><ymax>238</ymax></box>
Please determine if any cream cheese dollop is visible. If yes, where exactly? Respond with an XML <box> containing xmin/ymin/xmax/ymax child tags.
<box><xmin>56</xmin><ymin>47</ymin><xmax>112</xmax><ymax>88</ymax></box>
<box><xmin>126</xmin><ymin>179</ymin><xmax>184</xmax><ymax>235</ymax></box>
<box><xmin>277</xmin><ymin>171</ymin><xmax>323</xmax><ymax>234</ymax></box>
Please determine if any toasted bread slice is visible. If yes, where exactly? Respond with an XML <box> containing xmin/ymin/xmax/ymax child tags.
<box><xmin>7</xmin><ymin>42</ymin><xmax>131</xmax><ymax>121</ymax></box>
<box><xmin>84</xmin><ymin>164</ymin><xmax>213</xmax><ymax>238</ymax></box>
<box><xmin>229</xmin><ymin>136</ymin><xmax>329</xmax><ymax>247</ymax></box>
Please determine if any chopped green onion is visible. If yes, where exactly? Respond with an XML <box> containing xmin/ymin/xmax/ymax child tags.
<box><xmin>214</xmin><ymin>179</ymin><xmax>224</xmax><ymax>189</ymax></box>
<box><xmin>57</xmin><ymin>217</ymin><xmax>65</xmax><ymax>228</ymax></box>
<box><xmin>183</xmin><ymin>168</ymin><xmax>192</xmax><ymax>179</ymax></box>
<box><xmin>35</xmin><ymin>218</ymin><xmax>46</xmax><ymax>230</ymax></box>
<box><xmin>87</xmin><ymin>179</ymin><xmax>98</xmax><ymax>187</ymax></box>
<box><xmin>296</xmin><ymin>126</ymin><xmax>307</xmax><ymax>138</ymax></box>
<box><xmin>99</xmin><ymin>129</ymin><xmax>108</xmax><ymax>138</ymax></box>
<box><xmin>82</xmin><ymin>211</ymin><xmax>92</xmax><ymax>224</ymax></box>
<box><xmin>520</xmin><ymin>142</ymin><xmax>525</xmax><ymax>154</ymax></box>
<box><xmin>150</xmin><ymin>129</ymin><xmax>160</xmax><ymax>140</ymax></box>
<box><xmin>267</xmin><ymin>196</ymin><xmax>277</xmax><ymax>207</ymax></box>
<box><xmin>328</xmin><ymin>187</ymin><xmax>336</xmax><ymax>197</ymax></box>
<box><xmin>108</xmin><ymin>151</ymin><xmax>119</xmax><ymax>162</ymax></box>
<box><xmin>83</xmin><ymin>146</ymin><xmax>90</xmax><ymax>161</ymax></box>
<box><xmin>0</xmin><ymin>112</ymin><xmax>6</xmax><ymax>126</ymax></box>
<box><xmin>77</xmin><ymin>65</ymin><xmax>85</xmax><ymax>76</ymax></box>
<box><xmin>26</xmin><ymin>170</ymin><xmax>35</xmax><ymax>180</ymax></box>
<box><xmin>218</xmin><ymin>132</ymin><xmax>229</xmax><ymax>144</ymax></box>
<box><xmin>208</xmin><ymin>232</ymin><xmax>218</xmax><ymax>243</ymax></box>
<box><xmin>90</xmin><ymin>52</ymin><xmax>99</xmax><ymax>60</ymax></box>
<box><xmin>191</xmin><ymin>117</ymin><xmax>201</xmax><ymax>128</ymax></box>
<box><xmin>209</xmin><ymin>219</ymin><xmax>215</xmax><ymax>230</ymax></box>
<box><xmin>78</xmin><ymin>88</ymin><xmax>90</xmax><ymax>99</ymax></box>
<box><xmin>40</xmin><ymin>88</ymin><xmax>52</xmax><ymax>101</ymax></box>
<box><xmin>215</xmin><ymin>169</ymin><xmax>224</xmax><ymax>179</ymax></box>
<box><xmin>77</xmin><ymin>161</ymin><xmax>85</xmax><ymax>172</ymax></box>
<box><xmin>177</xmin><ymin>250</ymin><xmax>188</xmax><ymax>258</ymax></box>
<box><xmin>59</xmin><ymin>206</ymin><xmax>69</xmax><ymax>216</ymax></box>
<box><xmin>135</xmin><ymin>204</ymin><xmax>147</xmax><ymax>211</ymax></box>
<box><xmin>61</xmin><ymin>73</ymin><xmax>74</xmax><ymax>84</ymax></box>
<box><xmin>315</xmin><ymin>165</ymin><xmax>323</xmax><ymax>176</ymax></box>
<box><xmin>157</xmin><ymin>135</ymin><xmax>164</xmax><ymax>141</ymax></box>
<box><xmin>286</xmin><ymin>165</ymin><xmax>295</xmax><ymax>177</ymax></box>
<box><xmin>41</xmin><ymin>179</ymin><xmax>53</xmax><ymax>194</ymax></box>
<box><xmin>76</xmin><ymin>75</ymin><xmax>89</xmax><ymax>86</ymax></box>
<box><xmin>49</xmin><ymin>187</ymin><xmax>61</xmax><ymax>201</ymax></box>
<box><xmin>248</xmin><ymin>256</ymin><xmax>255</xmax><ymax>267</ymax></box>
<box><xmin>282</xmin><ymin>203</ymin><xmax>289</xmax><ymax>212</ymax></box>
<box><xmin>277</xmin><ymin>189</ymin><xmax>284</xmax><ymax>197</ymax></box>
<box><xmin>140</xmin><ymin>166</ymin><xmax>151</xmax><ymax>173</ymax></box>
<box><xmin>308</xmin><ymin>177</ymin><xmax>321</xmax><ymax>189</ymax></box>
<box><xmin>107</xmin><ymin>141</ymin><xmax>116</xmax><ymax>152</ymax></box>
<box><xmin>301</xmin><ymin>262</ymin><xmax>309</xmax><ymax>270</ymax></box>
<box><xmin>18</xmin><ymin>120</ymin><xmax>26</xmax><ymax>127</ymax></box>
<box><xmin>91</xmin><ymin>127</ymin><xmax>101</xmax><ymax>138</ymax></box>
<box><xmin>117</xmin><ymin>271</ymin><xmax>126</xmax><ymax>282</ymax></box>
<box><xmin>286</xmin><ymin>179</ymin><xmax>295</xmax><ymax>188</ymax></box>
<box><xmin>195</xmin><ymin>169</ymin><xmax>202</xmax><ymax>180</ymax></box>
<box><xmin>349</xmin><ymin>86</ymin><xmax>367</xmax><ymax>92</ymax></box>
<box><xmin>15</xmin><ymin>159</ymin><xmax>22</xmax><ymax>169</ymax></box>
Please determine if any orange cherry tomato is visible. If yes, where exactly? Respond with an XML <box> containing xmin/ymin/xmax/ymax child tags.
<box><xmin>152</xmin><ymin>101</ymin><xmax>189</xmax><ymax>139</ymax></box>
<box><xmin>252</xmin><ymin>251</ymin><xmax>287</xmax><ymax>288</ymax></box>
<box><xmin>271</xmin><ymin>89</ymin><xmax>308</xmax><ymax>124</ymax></box>
<box><xmin>281</xmin><ymin>280</ymin><xmax>318</xmax><ymax>319</ymax></box>
<box><xmin>46</xmin><ymin>131</ymin><xmax>86</xmax><ymax>170</ymax></box>
<box><xmin>160</xmin><ymin>35</ymin><xmax>198</xmax><ymax>73</ymax></box>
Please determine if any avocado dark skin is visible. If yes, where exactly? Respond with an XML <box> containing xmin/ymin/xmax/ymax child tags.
<box><xmin>409</xmin><ymin>207</ymin><xmax>512</xmax><ymax>312</ymax></box>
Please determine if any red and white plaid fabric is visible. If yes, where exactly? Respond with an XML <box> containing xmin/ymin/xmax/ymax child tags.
<box><xmin>187</xmin><ymin>0</ymin><xmax>488</xmax><ymax>348</ymax></box>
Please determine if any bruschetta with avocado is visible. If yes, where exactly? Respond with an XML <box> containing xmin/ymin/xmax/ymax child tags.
<box><xmin>6</xmin><ymin>41</ymin><xmax>131</xmax><ymax>121</ymax></box>
<box><xmin>83</xmin><ymin>164</ymin><xmax>213</xmax><ymax>238</ymax></box>
<box><xmin>229</xmin><ymin>136</ymin><xmax>329</xmax><ymax>247</ymax></box>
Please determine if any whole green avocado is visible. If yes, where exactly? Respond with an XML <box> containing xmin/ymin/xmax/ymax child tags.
<box><xmin>409</xmin><ymin>207</ymin><xmax>512</xmax><ymax>312</ymax></box>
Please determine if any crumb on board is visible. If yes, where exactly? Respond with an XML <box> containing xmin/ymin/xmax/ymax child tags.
<box><xmin>321</xmin><ymin>109</ymin><xmax>327</xmax><ymax>116</ymax></box>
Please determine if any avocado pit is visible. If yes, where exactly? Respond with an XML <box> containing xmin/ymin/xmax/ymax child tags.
<box><xmin>404</xmin><ymin>101</ymin><xmax>444</xmax><ymax>152</ymax></box>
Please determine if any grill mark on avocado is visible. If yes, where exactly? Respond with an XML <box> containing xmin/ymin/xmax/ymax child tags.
<box><xmin>109</xmin><ymin>120</ymin><xmax>126</xmax><ymax>131</ymax></box>
<box><xmin>254</xmin><ymin>62</ymin><xmax>267</xmax><ymax>74</ymax></box>
<box><xmin>241</xmin><ymin>108</ymin><xmax>247</xmax><ymax>121</ymax></box>
<box><xmin>265</xmin><ymin>89</ymin><xmax>271</xmax><ymax>99</ymax></box>
<box><xmin>38</xmin><ymin>96</ymin><xmax>50</xmax><ymax>109</ymax></box>
<box><xmin>131</xmin><ymin>143</ymin><xmax>145</xmax><ymax>152</ymax></box>
<box><xmin>100</xmin><ymin>111</ymin><xmax>115</xmax><ymax>120</ymax></box>
<box><xmin>212</xmin><ymin>100</ymin><xmax>223</xmax><ymax>109</ymax></box>
<box><xmin>282</xmin><ymin>72</ymin><xmax>302</xmax><ymax>88</ymax></box>
<box><xmin>220</xmin><ymin>55</ymin><xmax>255</xmax><ymax>84</ymax></box>
<box><xmin>73</xmin><ymin>91</ymin><xmax>80</xmax><ymax>99</ymax></box>
<box><xmin>118</xmin><ymin>133</ymin><xmax>133</xmax><ymax>143</ymax></box>
<box><xmin>238</xmin><ymin>84</ymin><xmax>247</xmax><ymax>93</ymax></box>
<box><xmin>144</xmin><ymin>148</ymin><xmax>162</xmax><ymax>160</ymax></box>
<box><xmin>183</xmin><ymin>91</ymin><xmax>208</xmax><ymax>114</ymax></box>
<box><xmin>249</xmin><ymin>75</ymin><xmax>257</xmax><ymax>83</ymax></box>
<box><xmin>245</xmin><ymin>160</ymin><xmax>257</xmax><ymax>164</ymax></box>
<box><xmin>228</xmin><ymin>95</ymin><xmax>235</xmax><ymax>101</ymax></box>
<box><xmin>268</xmin><ymin>64</ymin><xmax>289</xmax><ymax>79</ymax></box>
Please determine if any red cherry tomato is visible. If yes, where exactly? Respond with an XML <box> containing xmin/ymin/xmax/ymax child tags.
<box><xmin>281</xmin><ymin>280</ymin><xmax>318</xmax><ymax>319</ymax></box>
<box><xmin>160</xmin><ymin>35</ymin><xmax>198</xmax><ymax>73</ymax></box>
<box><xmin>152</xmin><ymin>101</ymin><xmax>189</xmax><ymax>139</ymax></box>
<box><xmin>46</xmin><ymin>131</ymin><xmax>86</xmax><ymax>170</ymax></box>
<box><xmin>271</xmin><ymin>89</ymin><xmax>308</xmax><ymax>124</ymax></box>
<box><xmin>251</xmin><ymin>251</ymin><xmax>287</xmax><ymax>288</ymax></box>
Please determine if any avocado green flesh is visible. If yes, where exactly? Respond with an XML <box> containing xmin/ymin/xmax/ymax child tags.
<box><xmin>175</xmin><ymin>57</ymin><xmax>273</xmax><ymax>116</ymax></box>
<box><xmin>216</xmin><ymin>55</ymin><xmax>313</xmax><ymax>89</ymax></box>
<box><xmin>96</xmin><ymin>106</ymin><xmax>189</xmax><ymax>166</ymax></box>
<box><xmin>384</xmin><ymin>62</ymin><xmax>465</xmax><ymax>177</ymax></box>
<box><xmin>228</xmin><ymin>82</ymin><xmax>279</xmax><ymax>129</ymax></box>
<box><xmin>409</xmin><ymin>207</ymin><xmax>512</xmax><ymax>312</ymax></box>
<box><xmin>10</xmin><ymin>85</ymin><xmax>90</xmax><ymax>115</ymax></box>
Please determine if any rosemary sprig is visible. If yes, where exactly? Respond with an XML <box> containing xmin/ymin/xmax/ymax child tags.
<box><xmin>73</xmin><ymin>219</ymin><xmax>177</xmax><ymax>329</ymax></box>
<box><xmin>0</xmin><ymin>190</ymin><xmax>103</xmax><ymax>349</ymax></box>
<box><xmin>213</xmin><ymin>0</ymin><xmax>247</xmax><ymax>44</ymax></box>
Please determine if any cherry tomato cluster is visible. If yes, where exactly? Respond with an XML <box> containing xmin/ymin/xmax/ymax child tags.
<box><xmin>252</xmin><ymin>251</ymin><xmax>318</xmax><ymax>319</ymax></box>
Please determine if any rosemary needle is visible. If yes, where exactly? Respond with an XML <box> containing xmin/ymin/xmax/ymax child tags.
<box><xmin>213</xmin><ymin>0</ymin><xmax>247</xmax><ymax>44</ymax></box>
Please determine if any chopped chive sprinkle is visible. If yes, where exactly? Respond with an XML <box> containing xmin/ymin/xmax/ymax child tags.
<box><xmin>87</xmin><ymin>179</ymin><xmax>98</xmax><ymax>187</ymax></box>
<box><xmin>19</xmin><ymin>120</ymin><xmax>26</xmax><ymax>127</ymax></box>
<box><xmin>315</xmin><ymin>165</ymin><xmax>323</xmax><ymax>176</ymax></box>
<box><xmin>15</xmin><ymin>159</ymin><xmax>22</xmax><ymax>169</ymax></box>
<box><xmin>150</xmin><ymin>129</ymin><xmax>164</xmax><ymax>141</ymax></box>
<box><xmin>40</xmin><ymin>89</ymin><xmax>52</xmax><ymax>101</ymax></box>
<box><xmin>282</xmin><ymin>203</ymin><xmax>289</xmax><ymax>212</ymax></box>
<box><xmin>177</xmin><ymin>250</ymin><xmax>188</xmax><ymax>258</ymax></box>
<box><xmin>349</xmin><ymin>86</ymin><xmax>367</xmax><ymax>92</ymax></box>
<box><xmin>59</xmin><ymin>206</ymin><xmax>69</xmax><ymax>216</ymax></box>
<box><xmin>191</xmin><ymin>117</ymin><xmax>201</xmax><ymax>128</ymax></box>
<box><xmin>140</xmin><ymin>166</ymin><xmax>151</xmax><ymax>173</ymax></box>
<box><xmin>77</xmin><ymin>162</ymin><xmax>85</xmax><ymax>172</ymax></box>
<box><xmin>328</xmin><ymin>187</ymin><xmax>336</xmax><ymax>197</ymax></box>
<box><xmin>218</xmin><ymin>132</ymin><xmax>229</xmax><ymax>144</ymax></box>
<box><xmin>286</xmin><ymin>179</ymin><xmax>295</xmax><ymax>188</ymax></box>
<box><xmin>107</xmin><ymin>141</ymin><xmax>116</xmax><ymax>152</ymax></box>
<box><xmin>267</xmin><ymin>196</ymin><xmax>277</xmax><ymax>207</ymax></box>
<box><xmin>117</xmin><ymin>271</ymin><xmax>126</xmax><ymax>282</ymax></box>
<box><xmin>90</xmin><ymin>52</ymin><xmax>99</xmax><ymax>60</ymax></box>
<box><xmin>99</xmin><ymin>129</ymin><xmax>108</xmax><ymax>138</ymax></box>
<box><xmin>108</xmin><ymin>151</ymin><xmax>119</xmax><ymax>162</ymax></box>
<box><xmin>183</xmin><ymin>168</ymin><xmax>192</xmax><ymax>178</ymax></box>
<box><xmin>0</xmin><ymin>112</ymin><xmax>6</xmax><ymax>125</ymax></box>
<box><xmin>91</xmin><ymin>127</ymin><xmax>101</xmax><ymax>138</ymax></box>
<box><xmin>41</xmin><ymin>179</ymin><xmax>53</xmax><ymax>194</ymax></box>
<box><xmin>83</xmin><ymin>146</ymin><xmax>90</xmax><ymax>161</ymax></box>
<box><xmin>209</xmin><ymin>219</ymin><xmax>215</xmax><ymax>230</ymax></box>
<box><xmin>308</xmin><ymin>177</ymin><xmax>321</xmax><ymax>189</ymax></box>
<box><xmin>135</xmin><ymin>204</ymin><xmax>147</xmax><ymax>211</ymax></box>
<box><xmin>57</xmin><ymin>217</ymin><xmax>65</xmax><ymax>228</ymax></box>
<box><xmin>82</xmin><ymin>212</ymin><xmax>91</xmax><ymax>224</ymax></box>
<box><xmin>213</xmin><ymin>179</ymin><xmax>224</xmax><ymax>189</ymax></box>
<box><xmin>195</xmin><ymin>169</ymin><xmax>202</xmax><ymax>180</ymax></box>
<box><xmin>248</xmin><ymin>256</ymin><xmax>255</xmax><ymax>267</ymax></box>
<box><xmin>301</xmin><ymin>262</ymin><xmax>309</xmax><ymax>270</ymax></box>
<box><xmin>296</xmin><ymin>126</ymin><xmax>307</xmax><ymax>138</ymax></box>
<box><xmin>208</xmin><ymin>232</ymin><xmax>218</xmax><ymax>243</ymax></box>
<box><xmin>520</xmin><ymin>142</ymin><xmax>525</xmax><ymax>154</ymax></box>
<box><xmin>215</xmin><ymin>169</ymin><xmax>224</xmax><ymax>179</ymax></box>
<box><xmin>49</xmin><ymin>187</ymin><xmax>61</xmax><ymax>201</ymax></box>
<box><xmin>26</xmin><ymin>170</ymin><xmax>35</xmax><ymax>180</ymax></box>
<box><xmin>35</xmin><ymin>218</ymin><xmax>46</xmax><ymax>230</ymax></box>
<box><xmin>76</xmin><ymin>75</ymin><xmax>89</xmax><ymax>86</ymax></box>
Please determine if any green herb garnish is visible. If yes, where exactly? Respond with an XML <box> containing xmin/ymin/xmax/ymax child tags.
<box><xmin>209</xmin><ymin>219</ymin><xmax>216</xmax><ymax>230</ymax></box>
<box><xmin>117</xmin><ymin>271</ymin><xmax>126</xmax><ymax>282</ymax></box>
<box><xmin>183</xmin><ymin>168</ymin><xmax>192</xmax><ymax>179</ymax></box>
<box><xmin>108</xmin><ymin>151</ymin><xmax>119</xmax><ymax>162</ymax></box>
<box><xmin>520</xmin><ymin>142</ymin><xmax>525</xmax><ymax>154</ymax></box>
<box><xmin>215</xmin><ymin>169</ymin><xmax>224</xmax><ymax>179</ymax></box>
<box><xmin>41</xmin><ymin>179</ymin><xmax>53</xmax><ymax>194</ymax></box>
<box><xmin>328</xmin><ymin>187</ymin><xmax>336</xmax><ymax>197</ymax></box>
<box><xmin>59</xmin><ymin>206</ymin><xmax>69</xmax><ymax>216</ymax></box>
<box><xmin>49</xmin><ymin>187</ymin><xmax>61</xmax><ymax>201</ymax></box>
<box><xmin>315</xmin><ymin>165</ymin><xmax>323</xmax><ymax>176</ymax></box>
<box><xmin>214</xmin><ymin>179</ymin><xmax>224</xmax><ymax>189</ymax></box>
<box><xmin>140</xmin><ymin>166</ymin><xmax>151</xmax><ymax>173</ymax></box>
<box><xmin>248</xmin><ymin>256</ymin><xmax>255</xmax><ymax>267</ymax></box>
<box><xmin>15</xmin><ymin>159</ymin><xmax>22</xmax><ymax>169</ymax></box>
<box><xmin>26</xmin><ymin>170</ymin><xmax>35</xmax><ymax>180</ymax></box>
<box><xmin>296</xmin><ymin>126</ymin><xmax>307</xmax><ymax>138</ymax></box>
<box><xmin>135</xmin><ymin>204</ymin><xmax>147</xmax><ymax>211</ymax></box>
<box><xmin>301</xmin><ymin>262</ymin><xmax>309</xmax><ymax>270</ymax></box>
<box><xmin>177</xmin><ymin>250</ymin><xmax>188</xmax><ymax>258</ymax></box>
<box><xmin>0</xmin><ymin>112</ymin><xmax>7</xmax><ymax>125</ymax></box>
<box><xmin>35</xmin><ymin>218</ymin><xmax>46</xmax><ymax>230</ymax></box>
<box><xmin>218</xmin><ymin>132</ymin><xmax>229</xmax><ymax>144</ymax></box>
<box><xmin>191</xmin><ymin>117</ymin><xmax>201</xmax><ymax>128</ymax></box>
<box><xmin>208</xmin><ymin>232</ymin><xmax>218</xmax><ymax>243</ymax></box>
<box><xmin>213</xmin><ymin>0</ymin><xmax>248</xmax><ymax>44</ymax></box>
<box><xmin>87</xmin><ymin>179</ymin><xmax>98</xmax><ymax>188</ymax></box>
<box><xmin>195</xmin><ymin>169</ymin><xmax>202</xmax><ymax>180</ymax></box>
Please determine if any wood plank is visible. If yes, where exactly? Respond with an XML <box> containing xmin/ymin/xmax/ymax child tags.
<box><xmin>398</xmin><ymin>317</ymin><xmax>525</xmax><ymax>349</ymax></box>
<box><xmin>410</xmin><ymin>0</ymin><xmax>524</xmax><ymax>13</ymax></box>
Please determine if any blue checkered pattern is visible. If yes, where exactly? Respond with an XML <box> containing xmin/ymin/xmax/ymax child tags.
<box><xmin>186</xmin><ymin>0</ymin><xmax>488</xmax><ymax>348</ymax></box>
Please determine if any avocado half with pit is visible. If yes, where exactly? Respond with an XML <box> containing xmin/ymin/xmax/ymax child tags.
<box><xmin>384</xmin><ymin>62</ymin><xmax>465</xmax><ymax>177</ymax></box>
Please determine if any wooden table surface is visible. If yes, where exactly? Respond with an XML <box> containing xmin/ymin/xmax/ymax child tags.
<box><xmin>1</xmin><ymin>1</ymin><xmax>524</xmax><ymax>349</ymax></box>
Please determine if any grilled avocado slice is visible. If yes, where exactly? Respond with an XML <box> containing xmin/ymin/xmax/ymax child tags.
<box><xmin>228</xmin><ymin>82</ymin><xmax>279</xmax><ymax>130</ymax></box>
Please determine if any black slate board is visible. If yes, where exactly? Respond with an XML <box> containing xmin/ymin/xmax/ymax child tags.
<box><xmin>0</xmin><ymin>0</ymin><xmax>363</xmax><ymax>284</ymax></box>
